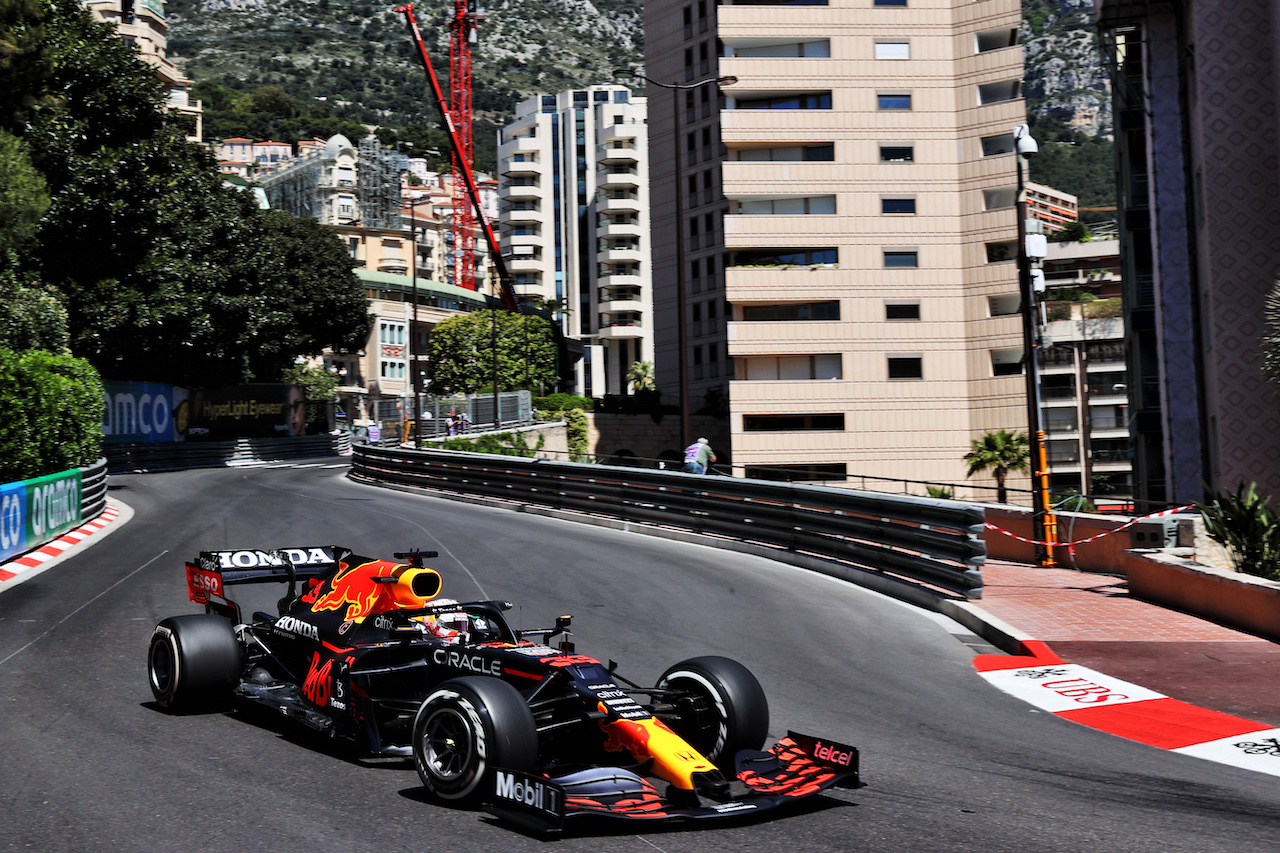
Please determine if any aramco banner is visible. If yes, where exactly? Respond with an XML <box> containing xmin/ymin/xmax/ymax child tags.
<box><xmin>102</xmin><ymin>382</ymin><xmax>190</xmax><ymax>444</ymax></box>
<box><xmin>0</xmin><ymin>469</ymin><xmax>82</xmax><ymax>563</ymax></box>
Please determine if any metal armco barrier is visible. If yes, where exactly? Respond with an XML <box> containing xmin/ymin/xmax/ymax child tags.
<box><xmin>105</xmin><ymin>434</ymin><xmax>351</xmax><ymax>474</ymax></box>
<box><xmin>81</xmin><ymin>458</ymin><xmax>108</xmax><ymax>520</ymax></box>
<box><xmin>351</xmin><ymin>446</ymin><xmax>986</xmax><ymax>598</ymax></box>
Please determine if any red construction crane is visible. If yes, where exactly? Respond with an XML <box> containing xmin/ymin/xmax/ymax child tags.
<box><xmin>396</xmin><ymin>3</ymin><xmax>520</xmax><ymax>312</ymax></box>
<box><xmin>448</xmin><ymin>0</ymin><xmax>479</xmax><ymax>292</ymax></box>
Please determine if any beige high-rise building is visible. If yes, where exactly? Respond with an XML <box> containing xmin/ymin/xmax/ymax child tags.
<box><xmin>644</xmin><ymin>0</ymin><xmax>1031</xmax><ymax>490</ymax></box>
<box><xmin>85</xmin><ymin>0</ymin><xmax>202</xmax><ymax>141</ymax></box>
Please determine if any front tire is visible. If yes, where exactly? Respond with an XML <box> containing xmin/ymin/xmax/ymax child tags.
<box><xmin>147</xmin><ymin>615</ymin><xmax>241</xmax><ymax>711</ymax></box>
<box><xmin>657</xmin><ymin>656</ymin><xmax>769</xmax><ymax>768</ymax></box>
<box><xmin>412</xmin><ymin>677</ymin><xmax>537</xmax><ymax>802</ymax></box>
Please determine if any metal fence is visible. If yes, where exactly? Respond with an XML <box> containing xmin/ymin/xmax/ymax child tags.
<box><xmin>81</xmin><ymin>458</ymin><xmax>108</xmax><ymax>519</ymax></box>
<box><xmin>350</xmin><ymin>445</ymin><xmax>986</xmax><ymax>599</ymax></box>
<box><xmin>104</xmin><ymin>434</ymin><xmax>351</xmax><ymax>474</ymax></box>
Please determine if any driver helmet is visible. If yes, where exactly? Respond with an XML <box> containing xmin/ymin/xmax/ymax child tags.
<box><xmin>417</xmin><ymin>598</ymin><xmax>469</xmax><ymax>641</ymax></box>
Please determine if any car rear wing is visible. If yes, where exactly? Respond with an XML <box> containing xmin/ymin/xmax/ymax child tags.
<box><xmin>186</xmin><ymin>547</ymin><xmax>347</xmax><ymax>607</ymax></box>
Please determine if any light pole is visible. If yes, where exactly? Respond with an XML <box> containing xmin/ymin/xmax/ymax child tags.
<box><xmin>613</xmin><ymin>68</ymin><xmax>737</xmax><ymax>450</ymax></box>
<box><xmin>409</xmin><ymin>199</ymin><xmax>423</xmax><ymax>449</ymax></box>
<box><xmin>1015</xmin><ymin>124</ymin><xmax>1057</xmax><ymax>566</ymax></box>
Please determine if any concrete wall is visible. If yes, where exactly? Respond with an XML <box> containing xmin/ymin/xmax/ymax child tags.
<box><xmin>1124</xmin><ymin>550</ymin><xmax>1280</xmax><ymax>642</ymax></box>
<box><xmin>983</xmin><ymin>504</ymin><xmax>1196</xmax><ymax>572</ymax></box>
<box><xmin>587</xmin><ymin>413</ymin><xmax>731</xmax><ymax>467</ymax></box>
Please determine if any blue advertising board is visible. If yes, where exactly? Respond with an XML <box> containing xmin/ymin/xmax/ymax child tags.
<box><xmin>102</xmin><ymin>381</ymin><xmax>189</xmax><ymax>444</ymax></box>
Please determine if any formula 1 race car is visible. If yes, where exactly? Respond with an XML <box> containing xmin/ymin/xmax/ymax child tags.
<box><xmin>146</xmin><ymin>546</ymin><xmax>861</xmax><ymax>832</ymax></box>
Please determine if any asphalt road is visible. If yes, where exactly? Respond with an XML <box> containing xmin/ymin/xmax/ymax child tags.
<box><xmin>1</xmin><ymin>463</ymin><xmax>1278</xmax><ymax>852</ymax></box>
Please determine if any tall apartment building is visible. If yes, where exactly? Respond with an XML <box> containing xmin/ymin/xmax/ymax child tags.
<box><xmin>645</xmin><ymin>0</ymin><xmax>1029</xmax><ymax>486</ymax></box>
<box><xmin>1099</xmin><ymin>0</ymin><xmax>1280</xmax><ymax>506</ymax></box>
<box><xmin>1039</xmin><ymin>239</ymin><xmax>1133</xmax><ymax>506</ymax></box>
<box><xmin>497</xmin><ymin>85</ymin><xmax>654</xmax><ymax>397</ymax></box>
<box><xmin>84</xmin><ymin>0</ymin><xmax>202</xmax><ymax>140</ymax></box>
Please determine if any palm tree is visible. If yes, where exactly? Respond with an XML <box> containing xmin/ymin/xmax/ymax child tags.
<box><xmin>964</xmin><ymin>429</ymin><xmax>1030</xmax><ymax>504</ymax></box>
<box><xmin>626</xmin><ymin>360</ymin><xmax>654</xmax><ymax>393</ymax></box>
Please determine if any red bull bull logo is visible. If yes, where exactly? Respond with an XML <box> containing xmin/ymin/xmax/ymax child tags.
<box><xmin>310</xmin><ymin>559</ymin><xmax>443</xmax><ymax>622</ymax></box>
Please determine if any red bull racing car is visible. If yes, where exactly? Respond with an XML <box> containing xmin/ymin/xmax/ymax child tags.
<box><xmin>146</xmin><ymin>546</ymin><xmax>861</xmax><ymax>832</ymax></box>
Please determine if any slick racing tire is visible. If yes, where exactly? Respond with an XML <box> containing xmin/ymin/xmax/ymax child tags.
<box><xmin>657</xmin><ymin>656</ymin><xmax>769</xmax><ymax>769</ymax></box>
<box><xmin>412</xmin><ymin>677</ymin><xmax>537</xmax><ymax>802</ymax></box>
<box><xmin>147</xmin><ymin>615</ymin><xmax>241</xmax><ymax>712</ymax></box>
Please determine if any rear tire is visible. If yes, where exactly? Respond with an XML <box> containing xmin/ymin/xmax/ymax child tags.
<box><xmin>412</xmin><ymin>677</ymin><xmax>537</xmax><ymax>802</ymax></box>
<box><xmin>657</xmin><ymin>655</ymin><xmax>769</xmax><ymax>768</ymax></box>
<box><xmin>147</xmin><ymin>615</ymin><xmax>241</xmax><ymax>711</ymax></box>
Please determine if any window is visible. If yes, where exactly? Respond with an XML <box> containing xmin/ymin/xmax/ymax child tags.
<box><xmin>985</xmin><ymin>240</ymin><xmax>1017</xmax><ymax>262</ymax></box>
<box><xmin>878</xmin><ymin>93</ymin><xmax>911</xmax><ymax>110</ymax></box>
<box><xmin>735</xmin><ymin>92</ymin><xmax>832</xmax><ymax>110</ymax></box>
<box><xmin>887</xmin><ymin>356</ymin><xmax>923</xmax><ymax>379</ymax></box>
<box><xmin>983</xmin><ymin>187</ymin><xmax>1016</xmax><ymax>210</ymax></box>
<box><xmin>730</xmin><ymin>247</ymin><xmax>838</xmax><ymax>266</ymax></box>
<box><xmin>737</xmin><ymin>196</ymin><xmax>836</xmax><ymax>215</ymax></box>
<box><xmin>873</xmin><ymin>0</ymin><xmax>906</xmax><ymax>5</ymax></box>
<box><xmin>740</xmin><ymin>301</ymin><xmax>840</xmax><ymax>321</ymax></box>
<box><xmin>736</xmin><ymin>144</ymin><xmax>834</xmax><ymax>161</ymax></box>
<box><xmin>380</xmin><ymin>360</ymin><xmax>406</xmax><ymax>380</ymax></box>
<box><xmin>988</xmin><ymin>294</ymin><xmax>1020</xmax><ymax>316</ymax></box>
<box><xmin>742</xmin><ymin>354</ymin><xmax>842</xmax><ymax>380</ymax></box>
<box><xmin>743</xmin><ymin>413</ymin><xmax>846</xmax><ymax>431</ymax></box>
<box><xmin>975</xmin><ymin>28</ymin><xmax>1018</xmax><ymax>53</ymax></box>
<box><xmin>885</xmin><ymin>302</ymin><xmax>920</xmax><ymax>320</ymax></box>
<box><xmin>978</xmin><ymin>80</ymin><xmax>1020</xmax><ymax>105</ymax></box>
<box><xmin>875</xmin><ymin>41</ymin><xmax>910</xmax><ymax>60</ymax></box>
<box><xmin>881</xmin><ymin>197</ymin><xmax>915</xmax><ymax>214</ymax></box>
<box><xmin>745</xmin><ymin>463</ymin><xmax>847</xmax><ymax>483</ymax></box>
<box><xmin>980</xmin><ymin>133</ymin><xmax>1016</xmax><ymax>157</ymax></box>
<box><xmin>883</xmin><ymin>250</ymin><xmax>918</xmax><ymax>268</ymax></box>
<box><xmin>879</xmin><ymin>144</ymin><xmax>914</xmax><ymax>162</ymax></box>
<box><xmin>379</xmin><ymin>321</ymin><xmax>406</xmax><ymax>345</ymax></box>
<box><xmin>727</xmin><ymin>39</ymin><xmax>830</xmax><ymax>57</ymax></box>
<box><xmin>990</xmin><ymin>348</ymin><xmax>1023</xmax><ymax>376</ymax></box>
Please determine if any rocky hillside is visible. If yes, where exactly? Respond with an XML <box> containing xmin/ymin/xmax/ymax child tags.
<box><xmin>1022</xmin><ymin>0</ymin><xmax>1112</xmax><ymax>137</ymax></box>
<box><xmin>169</xmin><ymin>0</ymin><xmax>1107</xmax><ymax>135</ymax></box>
<box><xmin>166</xmin><ymin>0</ymin><xmax>644</xmax><ymax>125</ymax></box>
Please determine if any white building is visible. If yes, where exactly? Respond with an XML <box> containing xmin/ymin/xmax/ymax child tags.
<box><xmin>497</xmin><ymin>85</ymin><xmax>654</xmax><ymax>397</ymax></box>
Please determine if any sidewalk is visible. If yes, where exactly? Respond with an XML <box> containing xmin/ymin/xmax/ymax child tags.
<box><xmin>976</xmin><ymin>559</ymin><xmax>1280</xmax><ymax>725</ymax></box>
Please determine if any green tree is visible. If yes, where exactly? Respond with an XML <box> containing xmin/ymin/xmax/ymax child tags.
<box><xmin>426</xmin><ymin>310</ymin><xmax>556</xmax><ymax>395</ymax></box>
<box><xmin>1263</xmin><ymin>280</ymin><xmax>1280</xmax><ymax>387</ymax></box>
<box><xmin>0</xmin><ymin>129</ymin><xmax>49</xmax><ymax>255</ymax></box>
<box><xmin>963</xmin><ymin>429</ymin><xmax>1030</xmax><ymax>504</ymax></box>
<box><xmin>0</xmin><ymin>347</ymin><xmax>103</xmax><ymax>480</ymax></box>
<box><xmin>626</xmin><ymin>359</ymin><xmax>654</xmax><ymax>392</ymax></box>
<box><xmin>8</xmin><ymin>0</ymin><xmax>370</xmax><ymax>386</ymax></box>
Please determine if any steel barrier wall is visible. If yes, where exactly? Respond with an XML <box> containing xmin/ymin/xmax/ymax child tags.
<box><xmin>105</xmin><ymin>434</ymin><xmax>352</xmax><ymax>474</ymax></box>
<box><xmin>351</xmin><ymin>445</ymin><xmax>986</xmax><ymax>598</ymax></box>
<box><xmin>81</xmin><ymin>458</ymin><xmax>108</xmax><ymax>519</ymax></box>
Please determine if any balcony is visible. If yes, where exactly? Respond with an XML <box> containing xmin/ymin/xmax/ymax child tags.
<box><xmin>598</xmin><ymin>220</ymin><xmax>643</xmax><ymax>239</ymax></box>
<box><xmin>600</xmin><ymin>194</ymin><xmax>641</xmax><ymax>213</ymax></box>
<box><xmin>502</xmin><ymin>158</ymin><xmax>544</xmax><ymax>177</ymax></box>
<box><xmin>497</xmin><ymin>136</ymin><xmax>540</xmax><ymax>160</ymax></box>
<box><xmin>596</xmin><ymin>320</ymin><xmax>645</xmax><ymax>339</ymax></box>
<box><xmin>598</xmin><ymin>168</ymin><xmax>642</xmax><ymax>190</ymax></box>
<box><xmin>600</xmin><ymin>246</ymin><xmax>644</xmax><ymax>264</ymax></box>
<box><xmin>598</xmin><ymin>272</ymin><xmax>643</xmax><ymax>290</ymax></box>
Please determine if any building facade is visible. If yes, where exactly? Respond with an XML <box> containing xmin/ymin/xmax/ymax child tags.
<box><xmin>497</xmin><ymin>85</ymin><xmax>654</xmax><ymax>397</ymax></box>
<box><xmin>644</xmin><ymin>0</ymin><xmax>1030</xmax><ymax>486</ymax></box>
<box><xmin>1098</xmin><ymin>0</ymin><xmax>1280</xmax><ymax>505</ymax></box>
<box><xmin>84</xmin><ymin>0</ymin><xmax>202</xmax><ymax>140</ymax></box>
<box><xmin>1039</xmin><ymin>239</ymin><xmax>1133</xmax><ymax>506</ymax></box>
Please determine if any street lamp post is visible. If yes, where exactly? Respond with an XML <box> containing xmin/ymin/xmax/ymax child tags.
<box><xmin>1015</xmin><ymin>124</ymin><xmax>1057</xmax><ymax>566</ymax></box>
<box><xmin>613</xmin><ymin>68</ymin><xmax>737</xmax><ymax>450</ymax></box>
<box><xmin>409</xmin><ymin>200</ymin><xmax>423</xmax><ymax>449</ymax></box>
